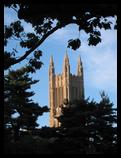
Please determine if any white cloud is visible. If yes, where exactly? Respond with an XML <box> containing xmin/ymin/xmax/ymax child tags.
<box><xmin>100</xmin><ymin>29</ymin><xmax>117</xmax><ymax>46</ymax></box>
<box><xmin>50</xmin><ymin>24</ymin><xmax>79</xmax><ymax>40</ymax></box>
<box><xmin>79</xmin><ymin>29</ymin><xmax>117</xmax><ymax>92</ymax></box>
<box><xmin>21</xmin><ymin>21</ymin><xmax>35</xmax><ymax>33</ymax></box>
<box><xmin>87</xmin><ymin>50</ymin><xmax>117</xmax><ymax>89</ymax></box>
<box><xmin>50</xmin><ymin>24</ymin><xmax>117</xmax><ymax>93</ymax></box>
<box><xmin>53</xmin><ymin>28</ymin><xmax>68</xmax><ymax>38</ymax></box>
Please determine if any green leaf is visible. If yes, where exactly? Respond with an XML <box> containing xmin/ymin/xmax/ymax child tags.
<box><xmin>34</xmin><ymin>50</ymin><xmax>42</xmax><ymax>59</ymax></box>
<box><xmin>68</xmin><ymin>38</ymin><xmax>81</xmax><ymax>50</ymax></box>
<box><xmin>101</xmin><ymin>22</ymin><xmax>111</xmax><ymax>30</ymax></box>
<box><xmin>88</xmin><ymin>33</ymin><xmax>101</xmax><ymax>46</ymax></box>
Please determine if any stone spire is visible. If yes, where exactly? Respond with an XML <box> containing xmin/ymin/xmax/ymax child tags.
<box><xmin>64</xmin><ymin>51</ymin><xmax>69</xmax><ymax>64</ymax></box>
<box><xmin>49</xmin><ymin>55</ymin><xmax>55</xmax><ymax>74</ymax></box>
<box><xmin>77</xmin><ymin>55</ymin><xmax>83</xmax><ymax>76</ymax></box>
<box><xmin>50</xmin><ymin>55</ymin><xmax>54</xmax><ymax>66</ymax></box>
<box><xmin>63</xmin><ymin>51</ymin><xmax>70</xmax><ymax>74</ymax></box>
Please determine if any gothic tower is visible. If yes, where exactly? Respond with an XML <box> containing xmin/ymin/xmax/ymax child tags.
<box><xmin>49</xmin><ymin>52</ymin><xmax>84</xmax><ymax>127</ymax></box>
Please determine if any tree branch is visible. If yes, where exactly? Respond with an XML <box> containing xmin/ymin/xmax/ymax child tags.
<box><xmin>11</xmin><ymin>25</ymin><xmax>60</xmax><ymax>66</ymax></box>
<box><xmin>9</xmin><ymin>19</ymin><xmax>79</xmax><ymax>67</ymax></box>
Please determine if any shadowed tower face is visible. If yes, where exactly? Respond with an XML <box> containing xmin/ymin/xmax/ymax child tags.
<box><xmin>49</xmin><ymin>52</ymin><xmax>84</xmax><ymax>127</ymax></box>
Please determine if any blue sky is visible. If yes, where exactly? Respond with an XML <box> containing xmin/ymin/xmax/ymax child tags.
<box><xmin>4</xmin><ymin>7</ymin><xmax>117</xmax><ymax>127</ymax></box>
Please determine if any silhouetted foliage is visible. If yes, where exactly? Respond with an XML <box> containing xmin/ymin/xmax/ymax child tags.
<box><xmin>4</xmin><ymin>3</ymin><xmax>117</xmax><ymax>69</ymax></box>
<box><xmin>68</xmin><ymin>38</ymin><xmax>81</xmax><ymax>50</ymax></box>
<box><xmin>54</xmin><ymin>92</ymin><xmax>117</xmax><ymax>154</ymax></box>
<box><xmin>4</xmin><ymin>67</ymin><xmax>49</xmax><ymax>141</ymax></box>
<box><xmin>4</xmin><ymin>3</ymin><xmax>117</xmax><ymax>154</ymax></box>
<box><xmin>4</xmin><ymin>92</ymin><xmax>117</xmax><ymax>154</ymax></box>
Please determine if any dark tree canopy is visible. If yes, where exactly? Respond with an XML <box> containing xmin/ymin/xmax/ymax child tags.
<box><xmin>54</xmin><ymin>92</ymin><xmax>117</xmax><ymax>154</ymax></box>
<box><xmin>4</xmin><ymin>92</ymin><xmax>117</xmax><ymax>154</ymax></box>
<box><xmin>4</xmin><ymin>67</ymin><xmax>49</xmax><ymax>141</ymax></box>
<box><xmin>4</xmin><ymin>3</ymin><xmax>117</xmax><ymax>70</ymax></box>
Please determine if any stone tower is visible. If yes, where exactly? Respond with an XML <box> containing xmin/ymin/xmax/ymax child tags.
<box><xmin>49</xmin><ymin>52</ymin><xmax>84</xmax><ymax>127</ymax></box>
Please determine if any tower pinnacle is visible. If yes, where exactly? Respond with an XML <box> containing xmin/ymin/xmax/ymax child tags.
<box><xmin>50</xmin><ymin>55</ymin><xmax>54</xmax><ymax>66</ymax></box>
<box><xmin>64</xmin><ymin>51</ymin><xmax>69</xmax><ymax>63</ymax></box>
<box><xmin>63</xmin><ymin>51</ymin><xmax>70</xmax><ymax>74</ymax></box>
<box><xmin>49</xmin><ymin>55</ymin><xmax>55</xmax><ymax>74</ymax></box>
<box><xmin>77</xmin><ymin>55</ymin><xmax>83</xmax><ymax>76</ymax></box>
<box><xmin>78</xmin><ymin>55</ymin><xmax>82</xmax><ymax>65</ymax></box>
